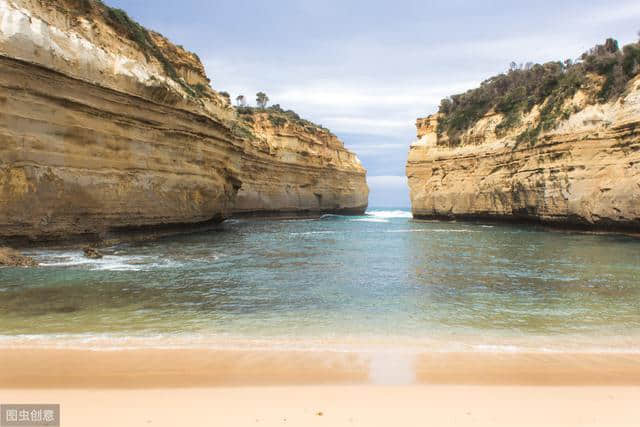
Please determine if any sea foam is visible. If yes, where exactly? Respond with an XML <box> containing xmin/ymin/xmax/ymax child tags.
<box><xmin>365</xmin><ymin>210</ymin><xmax>412</xmax><ymax>219</ymax></box>
<box><xmin>350</xmin><ymin>218</ymin><xmax>389</xmax><ymax>223</ymax></box>
<box><xmin>35</xmin><ymin>251</ymin><xmax>182</xmax><ymax>272</ymax></box>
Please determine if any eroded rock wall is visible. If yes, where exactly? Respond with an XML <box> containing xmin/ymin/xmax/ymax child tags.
<box><xmin>235</xmin><ymin>113</ymin><xmax>368</xmax><ymax>216</ymax></box>
<box><xmin>0</xmin><ymin>0</ymin><xmax>368</xmax><ymax>241</ymax></box>
<box><xmin>406</xmin><ymin>79</ymin><xmax>640</xmax><ymax>231</ymax></box>
<box><xmin>0</xmin><ymin>0</ymin><xmax>242</xmax><ymax>240</ymax></box>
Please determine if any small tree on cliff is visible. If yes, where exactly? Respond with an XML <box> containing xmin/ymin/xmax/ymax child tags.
<box><xmin>256</xmin><ymin>92</ymin><xmax>269</xmax><ymax>109</ymax></box>
<box><xmin>236</xmin><ymin>95</ymin><xmax>246</xmax><ymax>107</ymax></box>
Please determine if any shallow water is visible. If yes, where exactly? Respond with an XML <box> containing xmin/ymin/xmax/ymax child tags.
<box><xmin>1</xmin><ymin>209</ymin><xmax>639</xmax><ymax>352</ymax></box>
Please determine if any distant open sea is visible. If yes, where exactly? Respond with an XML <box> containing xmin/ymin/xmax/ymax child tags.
<box><xmin>1</xmin><ymin>209</ymin><xmax>639</xmax><ymax>353</ymax></box>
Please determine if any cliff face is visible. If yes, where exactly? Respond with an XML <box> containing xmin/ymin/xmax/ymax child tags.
<box><xmin>0</xmin><ymin>0</ymin><xmax>367</xmax><ymax>241</ymax></box>
<box><xmin>406</xmin><ymin>77</ymin><xmax>640</xmax><ymax>231</ymax></box>
<box><xmin>235</xmin><ymin>111</ymin><xmax>368</xmax><ymax>215</ymax></box>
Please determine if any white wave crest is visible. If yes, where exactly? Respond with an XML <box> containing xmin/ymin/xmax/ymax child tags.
<box><xmin>351</xmin><ymin>218</ymin><xmax>389</xmax><ymax>223</ymax></box>
<box><xmin>36</xmin><ymin>251</ymin><xmax>182</xmax><ymax>272</ymax></box>
<box><xmin>365</xmin><ymin>210</ymin><xmax>412</xmax><ymax>219</ymax></box>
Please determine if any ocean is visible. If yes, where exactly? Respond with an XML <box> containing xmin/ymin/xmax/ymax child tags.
<box><xmin>1</xmin><ymin>209</ymin><xmax>639</xmax><ymax>353</ymax></box>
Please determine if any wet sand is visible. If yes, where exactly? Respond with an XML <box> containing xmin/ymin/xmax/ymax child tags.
<box><xmin>1</xmin><ymin>347</ymin><xmax>640</xmax><ymax>387</ymax></box>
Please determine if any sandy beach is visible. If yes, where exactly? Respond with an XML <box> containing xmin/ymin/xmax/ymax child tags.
<box><xmin>1</xmin><ymin>385</ymin><xmax>638</xmax><ymax>427</ymax></box>
<box><xmin>0</xmin><ymin>347</ymin><xmax>639</xmax><ymax>426</ymax></box>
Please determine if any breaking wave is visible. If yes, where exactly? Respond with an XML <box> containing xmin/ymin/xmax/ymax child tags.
<box><xmin>365</xmin><ymin>210</ymin><xmax>412</xmax><ymax>219</ymax></box>
<box><xmin>34</xmin><ymin>251</ymin><xmax>185</xmax><ymax>272</ymax></box>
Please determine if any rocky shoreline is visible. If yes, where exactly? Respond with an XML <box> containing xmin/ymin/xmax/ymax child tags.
<box><xmin>411</xmin><ymin>214</ymin><xmax>640</xmax><ymax>238</ymax></box>
<box><xmin>0</xmin><ymin>247</ymin><xmax>37</xmax><ymax>267</ymax></box>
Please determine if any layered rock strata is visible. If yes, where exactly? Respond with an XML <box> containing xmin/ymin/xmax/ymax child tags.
<box><xmin>407</xmin><ymin>78</ymin><xmax>640</xmax><ymax>231</ymax></box>
<box><xmin>0</xmin><ymin>0</ymin><xmax>367</xmax><ymax>241</ymax></box>
<box><xmin>235</xmin><ymin>111</ymin><xmax>368</xmax><ymax>216</ymax></box>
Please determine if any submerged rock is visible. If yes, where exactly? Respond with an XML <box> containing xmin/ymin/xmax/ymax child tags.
<box><xmin>0</xmin><ymin>247</ymin><xmax>38</xmax><ymax>267</ymax></box>
<box><xmin>83</xmin><ymin>247</ymin><xmax>104</xmax><ymax>259</ymax></box>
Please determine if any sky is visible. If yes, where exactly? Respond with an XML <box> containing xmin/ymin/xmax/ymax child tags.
<box><xmin>105</xmin><ymin>0</ymin><xmax>640</xmax><ymax>207</ymax></box>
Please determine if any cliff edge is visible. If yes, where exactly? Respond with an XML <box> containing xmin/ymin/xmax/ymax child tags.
<box><xmin>407</xmin><ymin>39</ymin><xmax>640</xmax><ymax>231</ymax></box>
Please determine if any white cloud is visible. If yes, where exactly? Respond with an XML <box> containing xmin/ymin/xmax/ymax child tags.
<box><xmin>321</xmin><ymin>117</ymin><xmax>409</xmax><ymax>135</ymax></box>
<box><xmin>273</xmin><ymin>82</ymin><xmax>475</xmax><ymax>110</ymax></box>
<box><xmin>368</xmin><ymin>175</ymin><xmax>408</xmax><ymax>188</ymax></box>
<box><xmin>581</xmin><ymin>1</ymin><xmax>640</xmax><ymax>25</ymax></box>
<box><xmin>339</xmin><ymin>143</ymin><xmax>408</xmax><ymax>155</ymax></box>
<box><xmin>203</xmin><ymin>33</ymin><xmax>604</xmax><ymax>139</ymax></box>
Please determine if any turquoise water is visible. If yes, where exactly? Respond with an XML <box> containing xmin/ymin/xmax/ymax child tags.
<box><xmin>1</xmin><ymin>209</ymin><xmax>639</xmax><ymax>351</ymax></box>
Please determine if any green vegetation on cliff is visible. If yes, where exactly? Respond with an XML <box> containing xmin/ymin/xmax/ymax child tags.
<box><xmin>237</xmin><ymin>105</ymin><xmax>334</xmax><ymax>135</ymax></box>
<box><xmin>436</xmin><ymin>37</ymin><xmax>640</xmax><ymax>146</ymax></box>
<box><xmin>66</xmin><ymin>0</ymin><xmax>206</xmax><ymax>98</ymax></box>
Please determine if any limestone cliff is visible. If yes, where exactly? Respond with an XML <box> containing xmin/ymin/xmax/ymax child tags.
<box><xmin>235</xmin><ymin>109</ymin><xmax>368</xmax><ymax>216</ymax></box>
<box><xmin>0</xmin><ymin>0</ymin><xmax>367</xmax><ymax>241</ymax></box>
<box><xmin>407</xmin><ymin>51</ymin><xmax>640</xmax><ymax>231</ymax></box>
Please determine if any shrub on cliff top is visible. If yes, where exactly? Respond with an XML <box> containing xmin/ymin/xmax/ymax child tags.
<box><xmin>268</xmin><ymin>116</ymin><xmax>287</xmax><ymax>127</ymax></box>
<box><xmin>437</xmin><ymin>37</ymin><xmax>640</xmax><ymax>146</ymax></box>
<box><xmin>235</xmin><ymin>105</ymin><xmax>332</xmax><ymax>135</ymax></box>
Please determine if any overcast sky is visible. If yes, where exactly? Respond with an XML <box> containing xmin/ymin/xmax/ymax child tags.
<box><xmin>105</xmin><ymin>0</ymin><xmax>639</xmax><ymax>207</ymax></box>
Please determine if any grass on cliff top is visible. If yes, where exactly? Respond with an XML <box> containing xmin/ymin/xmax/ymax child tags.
<box><xmin>66</xmin><ymin>0</ymin><xmax>206</xmax><ymax>98</ymax></box>
<box><xmin>236</xmin><ymin>105</ymin><xmax>334</xmax><ymax>135</ymax></box>
<box><xmin>436</xmin><ymin>37</ymin><xmax>640</xmax><ymax>146</ymax></box>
